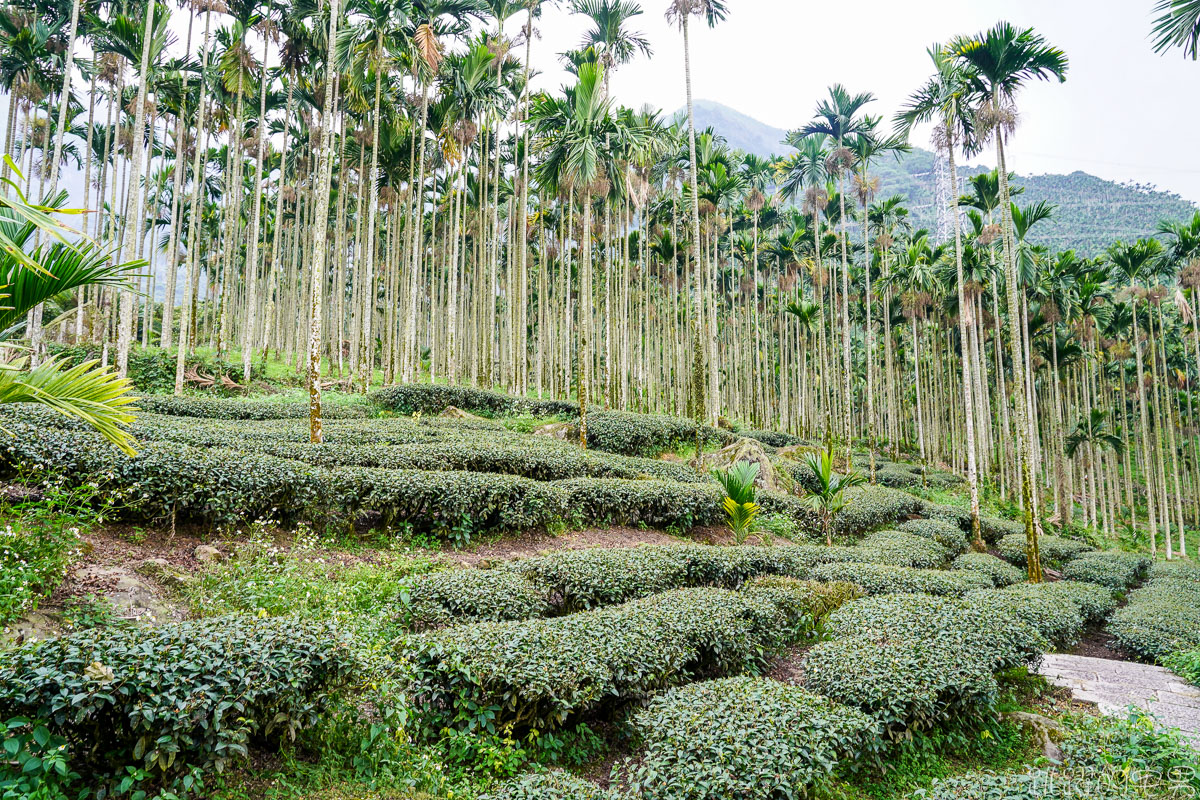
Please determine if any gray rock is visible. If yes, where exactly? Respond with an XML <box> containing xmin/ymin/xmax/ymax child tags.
<box><xmin>195</xmin><ymin>545</ymin><xmax>223</xmax><ymax>563</ymax></box>
<box><xmin>702</xmin><ymin>437</ymin><xmax>781</xmax><ymax>492</ymax></box>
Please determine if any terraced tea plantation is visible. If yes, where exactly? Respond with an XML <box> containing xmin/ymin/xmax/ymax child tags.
<box><xmin>1</xmin><ymin>386</ymin><xmax>1198</xmax><ymax>800</ymax></box>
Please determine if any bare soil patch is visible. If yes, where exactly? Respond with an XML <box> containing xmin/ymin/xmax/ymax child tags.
<box><xmin>765</xmin><ymin>643</ymin><xmax>813</xmax><ymax>686</ymax></box>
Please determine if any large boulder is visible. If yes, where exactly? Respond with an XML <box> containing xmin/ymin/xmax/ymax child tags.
<box><xmin>702</xmin><ymin>437</ymin><xmax>780</xmax><ymax>492</ymax></box>
<box><xmin>533</xmin><ymin>421</ymin><xmax>576</xmax><ymax>441</ymax></box>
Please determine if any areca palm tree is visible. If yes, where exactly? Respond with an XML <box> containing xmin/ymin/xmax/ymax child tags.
<box><xmin>1152</xmin><ymin>0</ymin><xmax>1200</xmax><ymax>59</ymax></box>
<box><xmin>1065</xmin><ymin>408</ymin><xmax>1124</xmax><ymax>532</ymax></box>
<box><xmin>800</xmin><ymin>84</ymin><xmax>875</xmax><ymax>466</ymax></box>
<box><xmin>1108</xmin><ymin>238</ymin><xmax>1168</xmax><ymax>558</ymax></box>
<box><xmin>896</xmin><ymin>43</ymin><xmax>986</xmax><ymax>549</ymax></box>
<box><xmin>531</xmin><ymin>61</ymin><xmax>644</xmax><ymax>447</ymax></box>
<box><xmin>665</xmin><ymin>0</ymin><xmax>727</xmax><ymax>441</ymax></box>
<box><xmin>951</xmin><ymin>21</ymin><xmax>1068</xmax><ymax>582</ymax></box>
<box><xmin>573</xmin><ymin>0</ymin><xmax>651</xmax><ymax>95</ymax></box>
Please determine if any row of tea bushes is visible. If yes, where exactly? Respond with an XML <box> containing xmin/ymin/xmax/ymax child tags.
<box><xmin>372</xmin><ymin>383</ymin><xmax>578</xmax><ymax>417</ymax></box>
<box><xmin>0</xmin><ymin>415</ymin><xmax>725</xmax><ymax>535</ymax></box>
<box><xmin>404</xmin><ymin>582</ymin><xmax>857</xmax><ymax>735</ymax></box>
<box><xmin>950</xmin><ymin>553</ymin><xmax>1026</xmax><ymax>587</ymax></box>
<box><xmin>803</xmin><ymin>581</ymin><xmax>1114</xmax><ymax>738</ymax></box>
<box><xmin>373</xmin><ymin>386</ymin><xmax>738</xmax><ymax>457</ymax></box>
<box><xmin>619</xmin><ymin>677</ymin><xmax>882</xmax><ymax>800</ymax></box>
<box><xmin>1108</xmin><ymin>561</ymin><xmax>1200</xmax><ymax>661</ymax></box>
<box><xmin>405</xmin><ymin>535</ymin><xmax>982</xmax><ymax>628</ymax></box>
<box><xmin>0</xmin><ymin>616</ymin><xmax>352</xmax><ymax>797</ymax></box>
<box><xmin>1061</xmin><ymin>551</ymin><xmax>1152</xmax><ymax>590</ymax></box>
<box><xmin>996</xmin><ymin>533</ymin><xmax>1093</xmax><ymax>569</ymax></box>
<box><xmin>135</xmin><ymin>394</ymin><xmax>372</xmax><ymax>420</ymax></box>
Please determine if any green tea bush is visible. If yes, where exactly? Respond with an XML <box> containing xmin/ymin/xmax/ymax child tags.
<box><xmin>136</xmin><ymin>393</ymin><xmax>371</xmax><ymax>420</ymax></box>
<box><xmin>408</xmin><ymin>569</ymin><xmax>552</xmax><ymax>627</ymax></box>
<box><xmin>550</xmin><ymin>477</ymin><xmax>724</xmax><ymax>530</ymax></box>
<box><xmin>759</xmin><ymin>484</ymin><xmax>921</xmax><ymax>540</ymax></box>
<box><xmin>978</xmin><ymin>515</ymin><xmax>1025</xmax><ymax>544</ymax></box>
<box><xmin>582</xmin><ymin>410</ymin><xmax>733</xmax><ymax>457</ymax></box>
<box><xmin>963</xmin><ymin>581</ymin><xmax>1115</xmax><ymax>648</ymax></box>
<box><xmin>1108</xmin><ymin>561</ymin><xmax>1200</xmax><ymax>661</ymax></box>
<box><xmin>620</xmin><ymin>677</ymin><xmax>882</xmax><ymax>800</ymax></box>
<box><xmin>406</xmin><ymin>587</ymin><xmax>807</xmax><ymax>734</ymax></box>
<box><xmin>808</xmin><ymin>562</ymin><xmax>992</xmax><ymax>596</ymax></box>
<box><xmin>372</xmin><ymin>384</ymin><xmax>578</xmax><ymax>417</ymax></box>
<box><xmin>1165</xmin><ymin>648</ymin><xmax>1200</xmax><ymax>686</ymax></box>
<box><xmin>823</xmin><ymin>594</ymin><xmax>1046</xmax><ymax>673</ymax></box>
<box><xmin>858</xmin><ymin>530</ymin><xmax>951</xmax><ymax>568</ymax></box>
<box><xmin>480</xmin><ymin>771</ymin><xmax>617</xmax><ymax>800</ymax></box>
<box><xmin>997</xmin><ymin>533</ymin><xmax>1092</xmax><ymax>568</ymax></box>
<box><xmin>803</xmin><ymin>632</ymin><xmax>1000</xmax><ymax>738</ymax></box>
<box><xmin>1060</xmin><ymin>709</ymin><xmax>1200</xmax><ymax>796</ymax></box>
<box><xmin>950</xmin><ymin>553</ymin><xmax>1025</xmax><ymax>587</ymax></box>
<box><xmin>507</xmin><ymin>546</ymin><xmax>695</xmax><ymax>612</ymax></box>
<box><xmin>740</xmin><ymin>577</ymin><xmax>864</xmax><ymax>639</ymax></box>
<box><xmin>1060</xmin><ymin>551</ymin><xmax>1151</xmax><ymax>590</ymax></box>
<box><xmin>806</xmin><ymin>589</ymin><xmax>1052</xmax><ymax>737</ymax></box>
<box><xmin>741</xmin><ymin>429</ymin><xmax>808</xmax><ymax>448</ymax></box>
<box><xmin>919</xmin><ymin>502</ymin><xmax>972</xmax><ymax>532</ymax></box>
<box><xmin>895</xmin><ymin>519</ymin><xmax>970</xmax><ymax>556</ymax></box>
<box><xmin>48</xmin><ymin>344</ymin><xmax>267</xmax><ymax>395</ymax></box>
<box><xmin>0</xmin><ymin>615</ymin><xmax>352</xmax><ymax>795</ymax></box>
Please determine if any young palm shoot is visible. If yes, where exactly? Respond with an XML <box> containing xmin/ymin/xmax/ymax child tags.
<box><xmin>802</xmin><ymin>448</ymin><xmax>865</xmax><ymax>546</ymax></box>
<box><xmin>712</xmin><ymin>461</ymin><xmax>761</xmax><ymax>544</ymax></box>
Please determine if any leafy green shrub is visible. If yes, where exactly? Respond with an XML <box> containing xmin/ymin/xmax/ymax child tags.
<box><xmin>950</xmin><ymin>553</ymin><xmax>1025</xmax><ymax>587</ymax></box>
<box><xmin>758</xmin><ymin>484</ymin><xmax>921</xmax><ymax>540</ymax></box>
<box><xmin>136</xmin><ymin>393</ymin><xmax>371</xmax><ymax>420</ymax></box>
<box><xmin>896</xmin><ymin>518</ymin><xmax>970</xmax><ymax>556</ymax></box>
<box><xmin>550</xmin><ymin>477</ymin><xmax>723</xmax><ymax>530</ymax></box>
<box><xmin>1060</xmin><ymin>551</ymin><xmax>1151</xmax><ymax>590</ymax></box>
<box><xmin>582</xmin><ymin>410</ymin><xmax>733</xmax><ymax>457</ymax></box>
<box><xmin>997</xmin><ymin>533</ymin><xmax>1092</xmax><ymax>568</ymax></box>
<box><xmin>405</xmin><ymin>587</ymin><xmax>800</xmax><ymax>734</ymax></box>
<box><xmin>858</xmin><ymin>530</ymin><xmax>950</xmax><ymax>568</ymax></box>
<box><xmin>1060</xmin><ymin>709</ymin><xmax>1200</xmax><ymax>796</ymax></box>
<box><xmin>808</xmin><ymin>562</ymin><xmax>992</xmax><ymax>596</ymax></box>
<box><xmin>408</xmin><ymin>569</ymin><xmax>552</xmax><ymax>627</ymax></box>
<box><xmin>620</xmin><ymin>677</ymin><xmax>882</xmax><ymax>800</ymax></box>
<box><xmin>1165</xmin><ymin>648</ymin><xmax>1200</xmax><ymax>686</ymax></box>
<box><xmin>1108</xmin><ymin>561</ymin><xmax>1200</xmax><ymax>661</ymax></box>
<box><xmin>807</xmin><ymin>589</ymin><xmax>1055</xmax><ymax>738</ymax></box>
<box><xmin>978</xmin><ymin>514</ymin><xmax>1025</xmax><ymax>544</ymax></box>
<box><xmin>803</xmin><ymin>632</ymin><xmax>1000</xmax><ymax>738</ymax></box>
<box><xmin>480</xmin><ymin>771</ymin><xmax>617</xmax><ymax>800</ymax></box>
<box><xmin>507</xmin><ymin>546</ymin><xmax>694</xmax><ymax>612</ymax></box>
<box><xmin>741</xmin><ymin>429</ymin><xmax>808</xmax><ymax>448</ymax></box>
<box><xmin>963</xmin><ymin>581</ymin><xmax>1115</xmax><ymax>648</ymax></box>
<box><xmin>328</xmin><ymin>467</ymin><xmax>568</xmax><ymax>538</ymax></box>
<box><xmin>48</xmin><ymin>344</ymin><xmax>270</xmax><ymax>395</ymax></box>
<box><xmin>920</xmin><ymin>502</ymin><xmax>972</xmax><ymax>531</ymax></box>
<box><xmin>0</xmin><ymin>616</ymin><xmax>352</xmax><ymax>795</ymax></box>
<box><xmin>740</xmin><ymin>577</ymin><xmax>864</xmax><ymax>638</ymax></box>
<box><xmin>372</xmin><ymin>384</ymin><xmax>578</xmax><ymax>417</ymax></box>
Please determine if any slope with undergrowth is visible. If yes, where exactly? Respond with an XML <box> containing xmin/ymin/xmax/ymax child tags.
<box><xmin>0</xmin><ymin>386</ymin><xmax>1197</xmax><ymax>800</ymax></box>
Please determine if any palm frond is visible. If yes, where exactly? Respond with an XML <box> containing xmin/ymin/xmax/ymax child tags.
<box><xmin>0</xmin><ymin>359</ymin><xmax>138</xmax><ymax>455</ymax></box>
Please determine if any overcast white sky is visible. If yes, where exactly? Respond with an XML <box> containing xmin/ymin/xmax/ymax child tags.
<box><xmin>510</xmin><ymin>0</ymin><xmax>1199</xmax><ymax>202</ymax></box>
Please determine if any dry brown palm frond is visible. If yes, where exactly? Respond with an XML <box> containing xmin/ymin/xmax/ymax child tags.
<box><xmin>802</xmin><ymin>185</ymin><xmax>829</xmax><ymax>216</ymax></box>
<box><xmin>415</xmin><ymin>23</ymin><xmax>442</xmax><ymax>75</ymax></box>
<box><xmin>825</xmin><ymin>146</ymin><xmax>855</xmax><ymax>176</ymax></box>
<box><xmin>978</xmin><ymin>223</ymin><xmax>1002</xmax><ymax>246</ymax></box>
<box><xmin>977</xmin><ymin>99</ymin><xmax>1019</xmax><ymax>142</ymax></box>
<box><xmin>1181</xmin><ymin>259</ymin><xmax>1200</xmax><ymax>289</ymax></box>
<box><xmin>1175</xmin><ymin>288</ymin><xmax>1194</xmax><ymax>323</ymax></box>
<box><xmin>852</xmin><ymin>174</ymin><xmax>880</xmax><ymax>206</ymax></box>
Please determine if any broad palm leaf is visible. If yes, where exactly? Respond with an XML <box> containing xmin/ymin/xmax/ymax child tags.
<box><xmin>1152</xmin><ymin>0</ymin><xmax>1200</xmax><ymax>59</ymax></box>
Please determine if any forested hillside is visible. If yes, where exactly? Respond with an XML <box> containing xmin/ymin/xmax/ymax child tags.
<box><xmin>689</xmin><ymin>101</ymin><xmax>1197</xmax><ymax>256</ymax></box>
